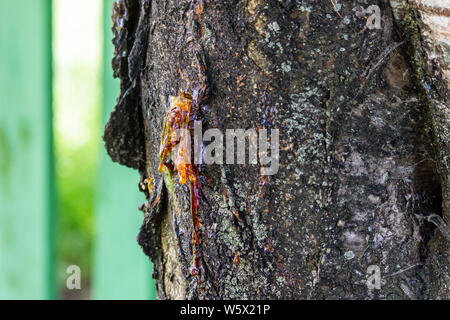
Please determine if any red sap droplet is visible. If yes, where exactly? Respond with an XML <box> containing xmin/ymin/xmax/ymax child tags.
<box><xmin>233</xmin><ymin>253</ymin><xmax>240</xmax><ymax>264</ymax></box>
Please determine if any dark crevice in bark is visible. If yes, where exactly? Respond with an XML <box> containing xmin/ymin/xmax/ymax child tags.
<box><xmin>412</xmin><ymin>159</ymin><xmax>443</xmax><ymax>261</ymax></box>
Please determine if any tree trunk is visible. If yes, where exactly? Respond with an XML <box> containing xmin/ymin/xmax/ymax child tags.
<box><xmin>104</xmin><ymin>0</ymin><xmax>449</xmax><ymax>299</ymax></box>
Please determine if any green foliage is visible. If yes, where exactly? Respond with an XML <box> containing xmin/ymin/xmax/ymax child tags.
<box><xmin>53</xmin><ymin>0</ymin><xmax>102</xmax><ymax>297</ymax></box>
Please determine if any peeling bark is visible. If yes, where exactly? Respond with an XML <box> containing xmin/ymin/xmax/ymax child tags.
<box><xmin>104</xmin><ymin>0</ymin><xmax>449</xmax><ymax>299</ymax></box>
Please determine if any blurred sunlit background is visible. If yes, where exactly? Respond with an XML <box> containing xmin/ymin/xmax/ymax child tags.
<box><xmin>0</xmin><ymin>0</ymin><xmax>156</xmax><ymax>299</ymax></box>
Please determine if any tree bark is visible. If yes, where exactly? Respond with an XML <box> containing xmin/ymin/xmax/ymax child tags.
<box><xmin>104</xmin><ymin>0</ymin><xmax>449</xmax><ymax>299</ymax></box>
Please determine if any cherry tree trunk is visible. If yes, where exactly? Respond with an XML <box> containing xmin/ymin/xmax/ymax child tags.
<box><xmin>104</xmin><ymin>0</ymin><xmax>449</xmax><ymax>299</ymax></box>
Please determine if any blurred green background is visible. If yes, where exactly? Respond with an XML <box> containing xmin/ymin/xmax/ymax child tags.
<box><xmin>0</xmin><ymin>0</ymin><xmax>155</xmax><ymax>299</ymax></box>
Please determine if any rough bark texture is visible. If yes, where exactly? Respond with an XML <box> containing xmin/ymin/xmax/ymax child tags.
<box><xmin>104</xmin><ymin>0</ymin><xmax>449</xmax><ymax>299</ymax></box>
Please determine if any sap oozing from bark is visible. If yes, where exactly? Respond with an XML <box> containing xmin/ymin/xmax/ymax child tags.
<box><xmin>157</xmin><ymin>91</ymin><xmax>202</xmax><ymax>280</ymax></box>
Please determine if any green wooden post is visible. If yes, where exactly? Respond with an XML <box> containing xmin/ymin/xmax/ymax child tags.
<box><xmin>92</xmin><ymin>0</ymin><xmax>156</xmax><ymax>300</ymax></box>
<box><xmin>0</xmin><ymin>0</ymin><xmax>54</xmax><ymax>299</ymax></box>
